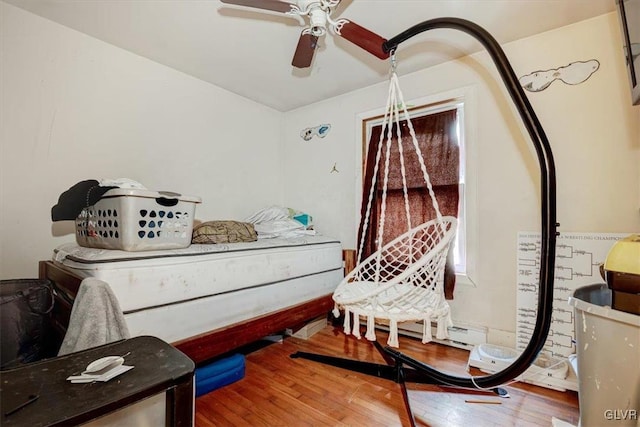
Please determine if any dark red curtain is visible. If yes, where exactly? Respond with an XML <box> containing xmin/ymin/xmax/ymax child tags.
<box><xmin>359</xmin><ymin>109</ymin><xmax>460</xmax><ymax>299</ymax></box>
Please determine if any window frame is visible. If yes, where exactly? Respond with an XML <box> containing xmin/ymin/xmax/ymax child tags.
<box><xmin>356</xmin><ymin>86</ymin><xmax>478</xmax><ymax>287</ymax></box>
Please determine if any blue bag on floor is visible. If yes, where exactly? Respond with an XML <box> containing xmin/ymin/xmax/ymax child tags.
<box><xmin>195</xmin><ymin>353</ymin><xmax>245</xmax><ymax>397</ymax></box>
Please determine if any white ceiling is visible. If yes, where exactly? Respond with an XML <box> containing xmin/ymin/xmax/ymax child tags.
<box><xmin>5</xmin><ymin>0</ymin><xmax>615</xmax><ymax>111</ymax></box>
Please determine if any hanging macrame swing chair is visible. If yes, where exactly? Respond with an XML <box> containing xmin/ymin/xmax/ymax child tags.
<box><xmin>292</xmin><ymin>19</ymin><xmax>558</xmax><ymax>426</ymax></box>
<box><xmin>332</xmin><ymin>69</ymin><xmax>457</xmax><ymax>348</ymax></box>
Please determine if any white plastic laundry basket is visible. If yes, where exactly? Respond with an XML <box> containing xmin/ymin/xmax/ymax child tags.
<box><xmin>75</xmin><ymin>189</ymin><xmax>201</xmax><ymax>251</ymax></box>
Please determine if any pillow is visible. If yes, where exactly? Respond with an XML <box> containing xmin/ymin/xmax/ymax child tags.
<box><xmin>253</xmin><ymin>218</ymin><xmax>305</xmax><ymax>239</ymax></box>
<box><xmin>192</xmin><ymin>221</ymin><xmax>257</xmax><ymax>244</ymax></box>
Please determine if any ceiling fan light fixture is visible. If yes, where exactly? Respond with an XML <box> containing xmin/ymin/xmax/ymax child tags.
<box><xmin>219</xmin><ymin>0</ymin><xmax>389</xmax><ymax>67</ymax></box>
<box><xmin>296</xmin><ymin>0</ymin><xmax>324</xmax><ymax>14</ymax></box>
<box><xmin>308</xmin><ymin>7</ymin><xmax>328</xmax><ymax>36</ymax></box>
<box><xmin>311</xmin><ymin>26</ymin><xmax>326</xmax><ymax>37</ymax></box>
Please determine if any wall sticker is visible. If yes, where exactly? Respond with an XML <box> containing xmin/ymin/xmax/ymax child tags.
<box><xmin>301</xmin><ymin>124</ymin><xmax>331</xmax><ymax>141</ymax></box>
<box><xmin>519</xmin><ymin>60</ymin><xmax>600</xmax><ymax>92</ymax></box>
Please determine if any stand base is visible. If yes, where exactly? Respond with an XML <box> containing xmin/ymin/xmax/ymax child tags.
<box><xmin>291</xmin><ymin>342</ymin><xmax>508</xmax><ymax>427</ymax></box>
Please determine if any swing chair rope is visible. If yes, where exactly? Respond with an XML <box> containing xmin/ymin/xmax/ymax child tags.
<box><xmin>394</xmin><ymin>73</ymin><xmax>445</xmax><ymax>230</ymax></box>
<box><xmin>356</xmin><ymin>75</ymin><xmax>396</xmax><ymax>267</ymax></box>
<box><xmin>358</xmin><ymin>71</ymin><xmax>447</xmax><ymax>269</ymax></box>
<box><xmin>374</xmin><ymin>93</ymin><xmax>397</xmax><ymax>283</ymax></box>
<box><xmin>393</xmin><ymin>88</ymin><xmax>414</xmax><ymax>236</ymax></box>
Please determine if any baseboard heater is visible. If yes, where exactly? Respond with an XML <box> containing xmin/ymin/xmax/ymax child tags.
<box><xmin>373</xmin><ymin>320</ymin><xmax>487</xmax><ymax>350</ymax></box>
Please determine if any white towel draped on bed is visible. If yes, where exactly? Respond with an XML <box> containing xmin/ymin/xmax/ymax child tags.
<box><xmin>58</xmin><ymin>278</ymin><xmax>130</xmax><ymax>356</ymax></box>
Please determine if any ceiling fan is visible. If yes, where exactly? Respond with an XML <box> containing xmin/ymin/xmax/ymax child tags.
<box><xmin>219</xmin><ymin>0</ymin><xmax>390</xmax><ymax>68</ymax></box>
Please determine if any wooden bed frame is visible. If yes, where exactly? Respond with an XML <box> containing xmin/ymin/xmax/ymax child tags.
<box><xmin>39</xmin><ymin>250</ymin><xmax>355</xmax><ymax>364</ymax></box>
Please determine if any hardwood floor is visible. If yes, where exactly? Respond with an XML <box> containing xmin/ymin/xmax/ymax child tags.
<box><xmin>195</xmin><ymin>324</ymin><xmax>579</xmax><ymax>426</ymax></box>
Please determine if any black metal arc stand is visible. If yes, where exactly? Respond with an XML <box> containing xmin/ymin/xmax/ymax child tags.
<box><xmin>292</xmin><ymin>341</ymin><xmax>508</xmax><ymax>426</ymax></box>
<box><xmin>291</xmin><ymin>16</ymin><xmax>559</xmax><ymax>427</ymax></box>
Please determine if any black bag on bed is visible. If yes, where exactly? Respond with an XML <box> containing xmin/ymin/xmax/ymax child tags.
<box><xmin>0</xmin><ymin>279</ymin><xmax>56</xmax><ymax>370</ymax></box>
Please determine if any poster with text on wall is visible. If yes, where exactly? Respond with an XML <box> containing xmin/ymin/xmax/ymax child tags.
<box><xmin>516</xmin><ymin>231</ymin><xmax>630</xmax><ymax>359</ymax></box>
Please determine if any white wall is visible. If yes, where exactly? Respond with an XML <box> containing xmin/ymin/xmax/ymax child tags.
<box><xmin>281</xmin><ymin>13</ymin><xmax>640</xmax><ymax>343</ymax></box>
<box><xmin>1</xmin><ymin>3</ymin><xmax>284</xmax><ymax>278</ymax></box>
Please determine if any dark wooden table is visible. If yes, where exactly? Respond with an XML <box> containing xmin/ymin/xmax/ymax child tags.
<box><xmin>0</xmin><ymin>335</ymin><xmax>194</xmax><ymax>426</ymax></box>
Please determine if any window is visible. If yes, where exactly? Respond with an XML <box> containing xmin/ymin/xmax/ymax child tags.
<box><xmin>358</xmin><ymin>88</ymin><xmax>477</xmax><ymax>287</ymax></box>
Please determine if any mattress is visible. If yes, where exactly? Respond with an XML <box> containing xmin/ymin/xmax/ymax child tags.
<box><xmin>125</xmin><ymin>269</ymin><xmax>341</xmax><ymax>342</ymax></box>
<box><xmin>52</xmin><ymin>236</ymin><xmax>343</xmax><ymax>342</ymax></box>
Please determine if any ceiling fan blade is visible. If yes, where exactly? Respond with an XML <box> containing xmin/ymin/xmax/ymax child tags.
<box><xmin>338</xmin><ymin>20</ymin><xmax>389</xmax><ymax>60</ymax></box>
<box><xmin>292</xmin><ymin>32</ymin><xmax>318</xmax><ymax>68</ymax></box>
<box><xmin>219</xmin><ymin>0</ymin><xmax>296</xmax><ymax>14</ymax></box>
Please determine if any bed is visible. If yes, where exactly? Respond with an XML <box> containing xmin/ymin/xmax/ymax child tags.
<box><xmin>39</xmin><ymin>235</ymin><xmax>345</xmax><ymax>364</ymax></box>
